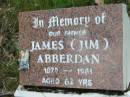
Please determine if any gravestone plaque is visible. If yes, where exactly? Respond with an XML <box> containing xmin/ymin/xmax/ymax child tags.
<box><xmin>19</xmin><ymin>4</ymin><xmax>130</xmax><ymax>91</ymax></box>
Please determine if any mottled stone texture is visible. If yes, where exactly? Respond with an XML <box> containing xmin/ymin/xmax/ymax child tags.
<box><xmin>19</xmin><ymin>4</ymin><xmax>130</xmax><ymax>91</ymax></box>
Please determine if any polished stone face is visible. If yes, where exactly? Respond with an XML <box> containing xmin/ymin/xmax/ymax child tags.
<box><xmin>19</xmin><ymin>4</ymin><xmax>124</xmax><ymax>90</ymax></box>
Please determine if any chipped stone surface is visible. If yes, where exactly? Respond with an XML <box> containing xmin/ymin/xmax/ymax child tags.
<box><xmin>19</xmin><ymin>4</ymin><xmax>130</xmax><ymax>91</ymax></box>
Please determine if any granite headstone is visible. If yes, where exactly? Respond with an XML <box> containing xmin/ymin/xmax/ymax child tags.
<box><xmin>19</xmin><ymin>4</ymin><xmax>130</xmax><ymax>91</ymax></box>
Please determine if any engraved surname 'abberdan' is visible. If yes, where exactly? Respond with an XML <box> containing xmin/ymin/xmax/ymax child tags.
<box><xmin>37</xmin><ymin>54</ymin><xmax>100</xmax><ymax>64</ymax></box>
